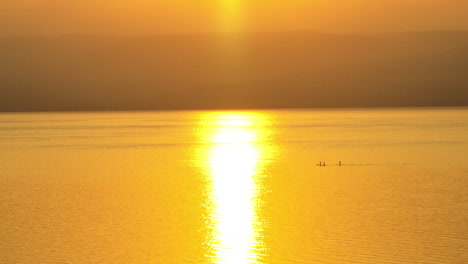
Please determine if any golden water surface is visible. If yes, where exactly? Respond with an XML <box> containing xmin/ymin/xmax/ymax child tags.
<box><xmin>0</xmin><ymin>108</ymin><xmax>467</xmax><ymax>264</ymax></box>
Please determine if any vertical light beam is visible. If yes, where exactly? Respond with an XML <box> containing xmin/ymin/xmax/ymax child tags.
<box><xmin>203</xmin><ymin>113</ymin><xmax>266</xmax><ymax>264</ymax></box>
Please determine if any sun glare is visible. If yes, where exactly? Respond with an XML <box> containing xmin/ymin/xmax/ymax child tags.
<box><xmin>201</xmin><ymin>112</ymin><xmax>268</xmax><ymax>264</ymax></box>
<box><xmin>219</xmin><ymin>0</ymin><xmax>243</xmax><ymax>32</ymax></box>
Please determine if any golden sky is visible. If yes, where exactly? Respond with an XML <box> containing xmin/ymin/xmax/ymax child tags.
<box><xmin>0</xmin><ymin>0</ymin><xmax>468</xmax><ymax>35</ymax></box>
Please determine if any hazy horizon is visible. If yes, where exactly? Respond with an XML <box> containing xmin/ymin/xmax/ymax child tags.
<box><xmin>1</xmin><ymin>0</ymin><xmax>468</xmax><ymax>36</ymax></box>
<box><xmin>3</xmin><ymin>28</ymin><xmax>468</xmax><ymax>37</ymax></box>
<box><xmin>1</xmin><ymin>30</ymin><xmax>467</xmax><ymax>112</ymax></box>
<box><xmin>1</xmin><ymin>1</ymin><xmax>468</xmax><ymax>112</ymax></box>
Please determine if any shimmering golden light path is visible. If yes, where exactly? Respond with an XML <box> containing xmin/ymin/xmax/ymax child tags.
<box><xmin>202</xmin><ymin>112</ymin><xmax>268</xmax><ymax>264</ymax></box>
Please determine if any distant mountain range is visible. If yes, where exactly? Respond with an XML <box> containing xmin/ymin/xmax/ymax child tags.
<box><xmin>1</xmin><ymin>30</ymin><xmax>467</xmax><ymax>112</ymax></box>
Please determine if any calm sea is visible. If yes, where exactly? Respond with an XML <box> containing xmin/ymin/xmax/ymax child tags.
<box><xmin>1</xmin><ymin>108</ymin><xmax>467</xmax><ymax>264</ymax></box>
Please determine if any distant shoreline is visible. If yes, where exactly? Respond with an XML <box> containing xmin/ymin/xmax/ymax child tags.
<box><xmin>1</xmin><ymin>105</ymin><xmax>467</xmax><ymax>115</ymax></box>
<box><xmin>1</xmin><ymin>31</ymin><xmax>467</xmax><ymax>112</ymax></box>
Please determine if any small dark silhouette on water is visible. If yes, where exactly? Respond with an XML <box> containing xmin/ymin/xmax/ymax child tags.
<box><xmin>317</xmin><ymin>162</ymin><xmax>405</xmax><ymax>167</ymax></box>
<box><xmin>317</xmin><ymin>161</ymin><xmax>343</xmax><ymax>167</ymax></box>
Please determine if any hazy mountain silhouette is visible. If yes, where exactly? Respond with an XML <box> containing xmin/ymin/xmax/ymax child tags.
<box><xmin>0</xmin><ymin>31</ymin><xmax>467</xmax><ymax>112</ymax></box>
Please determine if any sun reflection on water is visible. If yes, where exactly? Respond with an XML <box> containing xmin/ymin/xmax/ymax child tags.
<box><xmin>202</xmin><ymin>112</ymin><xmax>269</xmax><ymax>264</ymax></box>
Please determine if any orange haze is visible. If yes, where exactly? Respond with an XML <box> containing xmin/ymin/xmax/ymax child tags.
<box><xmin>1</xmin><ymin>0</ymin><xmax>468</xmax><ymax>36</ymax></box>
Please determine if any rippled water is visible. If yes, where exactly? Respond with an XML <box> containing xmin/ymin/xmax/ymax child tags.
<box><xmin>1</xmin><ymin>108</ymin><xmax>467</xmax><ymax>264</ymax></box>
